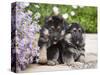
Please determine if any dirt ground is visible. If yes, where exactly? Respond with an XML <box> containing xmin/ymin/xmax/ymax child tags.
<box><xmin>19</xmin><ymin>34</ymin><xmax>98</xmax><ymax>73</ymax></box>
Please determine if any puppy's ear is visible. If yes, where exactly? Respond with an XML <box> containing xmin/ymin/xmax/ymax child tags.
<box><xmin>58</xmin><ymin>16</ymin><xmax>64</xmax><ymax>23</ymax></box>
<box><xmin>81</xmin><ymin>26</ymin><xmax>85</xmax><ymax>33</ymax></box>
<box><xmin>65</xmin><ymin>24</ymin><xmax>72</xmax><ymax>33</ymax></box>
<box><xmin>45</xmin><ymin>16</ymin><xmax>52</xmax><ymax>23</ymax></box>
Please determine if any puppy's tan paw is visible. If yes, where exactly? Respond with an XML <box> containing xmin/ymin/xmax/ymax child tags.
<box><xmin>78</xmin><ymin>55</ymin><xmax>85</xmax><ymax>63</ymax></box>
<box><xmin>39</xmin><ymin>46</ymin><xmax>47</xmax><ymax>64</ymax></box>
<box><xmin>39</xmin><ymin>54</ymin><xmax>47</xmax><ymax>64</ymax></box>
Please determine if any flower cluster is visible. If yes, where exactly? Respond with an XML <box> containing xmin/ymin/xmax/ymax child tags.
<box><xmin>53</xmin><ymin>6</ymin><xmax>59</xmax><ymax>15</ymax></box>
<box><xmin>52</xmin><ymin>5</ymin><xmax>84</xmax><ymax>20</ymax></box>
<box><xmin>52</xmin><ymin>6</ymin><xmax>76</xmax><ymax>20</ymax></box>
<box><xmin>11</xmin><ymin>2</ymin><xmax>41</xmax><ymax>72</ymax></box>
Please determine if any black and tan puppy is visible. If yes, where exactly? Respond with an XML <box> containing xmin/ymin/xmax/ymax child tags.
<box><xmin>61</xmin><ymin>23</ymin><xmax>85</xmax><ymax>65</ymax></box>
<box><xmin>38</xmin><ymin>16</ymin><xmax>68</xmax><ymax>65</ymax></box>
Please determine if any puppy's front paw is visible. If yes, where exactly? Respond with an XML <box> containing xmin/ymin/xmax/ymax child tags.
<box><xmin>39</xmin><ymin>55</ymin><xmax>47</xmax><ymax>64</ymax></box>
<box><xmin>47</xmin><ymin>60</ymin><xmax>58</xmax><ymax>66</ymax></box>
<box><xmin>78</xmin><ymin>55</ymin><xmax>85</xmax><ymax>63</ymax></box>
<box><xmin>39</xmin><ymin>47</ymin><xmax>47</xmax><ymax>64</ymax></box>
<box><xmin>64</xmin><ymin>62</ymin><xmax>74</xmax><ymax>66</ymax></box>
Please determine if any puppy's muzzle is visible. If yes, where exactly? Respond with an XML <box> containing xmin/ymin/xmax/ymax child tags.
<box><xmin>53</xmin><ymin>38</ymin><xmax>58</xmax><ymax>44</ymax></box>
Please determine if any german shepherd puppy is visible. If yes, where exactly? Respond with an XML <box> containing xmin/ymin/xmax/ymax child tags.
<box><xmin>61</xmin><ymin>23</ymin><xmax>85</xmax><ymax>65</ymax></box>
<box><xmin>38</xmin><ymin>16</ymin><xmax>68</xmax><ymax>65</ymax></box>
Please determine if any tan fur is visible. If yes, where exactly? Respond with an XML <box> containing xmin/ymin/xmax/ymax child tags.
<box><xmin>43</xmin><ymin>28</ymin><xmax>49</xmax><ymax>36</ymax></box>
<box><xmin>39</xmin><ymin>46</ymin><xmax>47</xmax><ymax>64</ymax></box>
<box><xmin>64</xmin><ymin>33</ymin><xmax>71</xmax><ymax>43</ymax></box>
<box><xmin>48</xmin><ymin>17</ymin><xmax>52</xmax><ymax>21</ymax></box>
<box><xmin>61</xmin><ymin>30</ymin><xmax>65</xmax><ymax>36</ymax></box>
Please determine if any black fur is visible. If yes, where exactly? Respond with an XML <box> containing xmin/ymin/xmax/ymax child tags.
<box><xmin>47</xmin><ymin>42</ymin><xmax>62</xmax><ymax>65</ymax></box>
<box><xmin>61</xmin><ymin>23</ymin><xmax>85</xmax><ymax>65</ymax></box>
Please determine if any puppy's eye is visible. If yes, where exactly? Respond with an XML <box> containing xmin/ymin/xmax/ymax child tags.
<box><xmin>78</xmin><ymin>28</ymin><xmax>81</xmax><ymax>32</ymax></box>
<box><xmin>73</xmin><ymin>28</ymin><xmax>77</xmax><ymax>32</ymax></box>
<box><xmin>73</xmin><ymin>29</ymin><xmax>77</xmax><ymax>32</ymax></box>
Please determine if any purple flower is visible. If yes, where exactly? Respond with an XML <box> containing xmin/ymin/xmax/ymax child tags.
<box><xmin>11</xmin><ymin>2</ymin><xmax>41</xmax><ymax>72</ymax></box>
